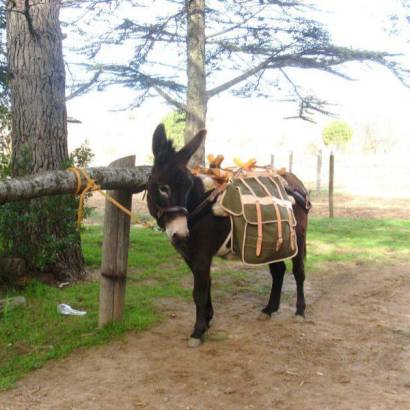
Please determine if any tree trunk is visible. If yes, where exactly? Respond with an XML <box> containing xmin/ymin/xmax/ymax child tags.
<box><xmin>185</xmin><ymin>0</ymin><xmax>207</xmax><ymax>167</ymax></box>
<box><xmin>6</xmin><ymin>0</ymin><xmax>84</xmax><ymax>280</ymax></box>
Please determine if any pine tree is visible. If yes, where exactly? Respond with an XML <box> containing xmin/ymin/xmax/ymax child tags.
<box><xmin>66</xmin><ymin>1</ymin><xmax>410</xmax><ymax>164</ymax></box>
<box><xmin>6</xmin><ymin>0</ymin><xmax>84</xmax><ymax>280</ymax></box>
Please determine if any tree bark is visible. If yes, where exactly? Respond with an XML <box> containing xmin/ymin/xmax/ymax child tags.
<box><xmin>185</xmin><ymin>0</ymin><xmax>207</xmax><ymax>167</ymax></box>
<box><xmin>7</xmin><ymin>0</ymin><xmax>68</xmax><ymax>176</ymax></box>
<box><xmin>6</xmin><ymin>0</ymin><xmax>84</xmax><ymax>279</ymax></box>
<box><xmin>0</xmin><ymin>166</ymin><xmax>151</xmax><ymax>204</ymax></box>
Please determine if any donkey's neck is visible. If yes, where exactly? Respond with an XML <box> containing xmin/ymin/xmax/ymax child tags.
<box><xmin>187</xmin><ymin>175</ymin><xmax>206</xmax><ymax>213</ymax></box>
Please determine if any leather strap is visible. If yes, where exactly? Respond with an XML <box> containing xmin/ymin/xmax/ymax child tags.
<box><xmin>188</xmin><ymin>182</ymin><xmax>229</xmax><ymax>223</ymax></box>
<box><xmin>254</xmin><ymin>176</ymin><xmax>283</xmax><ymax>252</ymax></box>
<box><xmin>239</xmin><ymin>177</ymin><xmax>264</xmax><ymax>257</ymax></box>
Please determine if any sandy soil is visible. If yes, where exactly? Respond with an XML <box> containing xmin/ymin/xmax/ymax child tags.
<box><xmin>1</xmin><ymin>260</ymin><xmax>410</xmax><ymax>410</ymax></box>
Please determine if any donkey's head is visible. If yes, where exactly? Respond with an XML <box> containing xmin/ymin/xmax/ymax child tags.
<box><xmin>147</xmin><ymin>124</ymin><xmax>206</xmax><ymax>244</ymax></box>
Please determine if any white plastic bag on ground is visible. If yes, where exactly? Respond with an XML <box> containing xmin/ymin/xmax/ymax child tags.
<box><xmin>57</xmin><ymin>303</ymin><xmax>86</xmax><ymax>316</ymax></box>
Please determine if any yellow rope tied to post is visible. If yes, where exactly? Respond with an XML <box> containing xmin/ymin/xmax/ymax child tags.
<box><xmin>68</xmin><ymin>167</ymin><xmax>133</xmax><ymax>228</ymax></box>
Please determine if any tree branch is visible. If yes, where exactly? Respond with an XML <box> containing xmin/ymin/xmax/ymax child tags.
<box><xmin>207</xmin><ymin>46</ymin><xmax>410</xmax><ymax>100</ymax></box>
<box><xmin>206</xmin><ymin>6</ymin><xmax>268</xmax><ymax>40</ymax></box>
<box><xmin>207</xmin><ymin>56</ymin><xmax>275</xmax><ymax>98</ymax></box>
<box><xmin>66</xmin><ymin>69</ymin><xmax>102</xmax><ymax>101</ymax></box>
<box><xmin>280</xmin><ymin>68</ymin><xmax>335</xmax><ymax>122</ymax></box>
<box><xmin>153</xmin><ymin>86</ymin><xmax>187</xmax><ymax>111</ymax></box>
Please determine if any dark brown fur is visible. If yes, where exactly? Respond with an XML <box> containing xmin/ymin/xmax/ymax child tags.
<box><xmin>147</xmin><ymin>124</ymin><xmax>309</xmax><ymax>344</ymax></box>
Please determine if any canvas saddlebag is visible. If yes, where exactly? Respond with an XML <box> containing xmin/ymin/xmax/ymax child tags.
<box><xmin>220</xmin><ymin>174</ymin><xmax>298</xmax><ymax>265</ymax></box>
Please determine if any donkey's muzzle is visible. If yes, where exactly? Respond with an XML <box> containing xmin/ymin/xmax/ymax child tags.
<box><xmin>165</xmin><ymin>215</ymin><xmax>190</xmax><ymax>243</ymax></box>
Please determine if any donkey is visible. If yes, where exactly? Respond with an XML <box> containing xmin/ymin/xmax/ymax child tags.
<box><xmin>147</xmin><ymin>124</ymin><xmax>309</xmax><ymax>347</ymax></box>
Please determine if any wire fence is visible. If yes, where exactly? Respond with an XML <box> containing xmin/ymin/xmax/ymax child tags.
<box><xmin>270</xmin><ymin>151</ymin><xmax>410</xmax><ymax>199</ymax></box>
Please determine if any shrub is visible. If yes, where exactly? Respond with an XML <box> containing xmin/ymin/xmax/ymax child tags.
<box><xmin>322</xmin><ymin>120</ymin><xmax>353</xmax><ymax>150</ymax></box>
<box><xmin>0</xmin><ymin>142</ymin><xmax>94</xmax><ymax>285</ymax></box>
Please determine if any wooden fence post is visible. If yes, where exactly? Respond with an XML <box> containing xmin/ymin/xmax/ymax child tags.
<box><xmin>270</xmin><ymin>154</ymin><xmax>274</xmax><ymax>168</ymax></box>
<box><xmin>99</xmin><ymin>155</ymin><xmax>135</xmax><ymax>327</ymax></box>
<box><xmin>316</xmin><ymin>149</ymin><xmax>322</xmax><ymax>193</ymax></box>
<box><xmin>329</xmin><ymin>152</ymin><xmax>334</xmax><ymax>218</ymax></box>
<box><xmin>289</xmin><ymin>151</ymin><xmax>293</xmax><ymax>173</ymax></box>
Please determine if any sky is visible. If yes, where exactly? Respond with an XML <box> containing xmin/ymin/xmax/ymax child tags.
<box><xmin>64</xmin><ymin>0</ymin><xmax>410</xmax><ymax>168</ymax></box>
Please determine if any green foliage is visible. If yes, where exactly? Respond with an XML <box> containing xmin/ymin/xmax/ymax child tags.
<box><xmin>0</xmin><ymin>142</ymin><xmax>94</xmax><ymax>283</ymax></box>
<box><xmin>0</xmin><ymin>217</ymin><xmax>409</xmax><ymax>389</ymax></box>
<box><xmin>0</xmin><ymin>196</ymin><xmax>80</xmax><ymax>272</ymax></box>
<box><xmin>162</xmin><ymin>110</ymin><xmax>186</xmax><ymax>149</ymax></box>
<box><xmin>307</xmin><ymin>217</ymin><xmax>410</xmax><ymax>269</ymax></box>
<box><xmin>322</xmin><ymin>120</ymin><xmax>353</xmax><ymax>149</ymax></box>
<box><xmin>69</xmin><ymin>140</ymin><xmax>95</xmax><ymax>168</ymax></box>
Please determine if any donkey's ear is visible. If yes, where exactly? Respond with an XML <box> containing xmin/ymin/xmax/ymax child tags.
<box><xmin>176</xmin><ymin>129</ymin><xmax>207</xmax><ymax>165</ymax></box>
<box><xmin>152</xmin><ymin>123</ymin><xmax>167</xmax><ymax>157</ymax></box>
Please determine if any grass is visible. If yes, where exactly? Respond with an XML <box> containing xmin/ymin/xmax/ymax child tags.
<box><xmin>307</xmin><ymin>218</ymin><xmax>410</xmax><ymax>269</ymax></box>
<box><xmin>0</xmin><ymin>217</ymin><xmax>409</xmax><ymax>390</ymax></box>
<box><xmin>0</xmin><ymin>227</ymin><xmax>189</xmax><ymax>390</ymax></box>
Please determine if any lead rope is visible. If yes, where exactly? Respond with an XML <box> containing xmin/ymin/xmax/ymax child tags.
<box><xmin>67</xmin><ymin>167</ymin><xmax>133</xmax><ymax>228</ymax></box>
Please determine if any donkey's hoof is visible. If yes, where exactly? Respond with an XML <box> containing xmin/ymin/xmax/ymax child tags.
<box><xmin>294</xmin><ymin>314</ymin><xmax>305</xmax><ymax>323</ymax></box>
<box><xmin>257</xmin><ymin>312</ymin><xmax>271</xmax><ymax>321</ymax></box>
<box><xmin>187</xmin><ymin>337</ymin><xmax>203</xmax><ymax>348</ymax></box>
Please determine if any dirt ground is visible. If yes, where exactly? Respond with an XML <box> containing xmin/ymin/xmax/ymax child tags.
<box><xmin>1</xmin><ymin>196</ymin><xmax>410</xmax><ymax>410</ymax></box>
<box><xmin>1</xmin><ymin>264</ymin><xmax>410</xmax><ymax>410</ymax></box>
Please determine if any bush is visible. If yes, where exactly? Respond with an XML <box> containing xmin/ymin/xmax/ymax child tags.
<box><xmin>162</xmin><ymin>110</ymin><xmax>186</xmax><ymax>149</ymax></box>
<box><xmin>322</xmin><ymin>120</ymin><xmax>353</xmax><ymax>151</ymax></box>
<box><xmin>0</xmin><ymin>142</ymin><xmax>94</xmax><ymax>285</ymax></box>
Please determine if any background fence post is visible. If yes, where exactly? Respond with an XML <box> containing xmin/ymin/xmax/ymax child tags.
<box><xmin>289</xmin><ymin>151</ymin><xmax>293</xmax><ymax>173</ymax></box>
<box><xmin>270</xmin><ymin>154</ymin><xmax>274</xmax><ymax>168</ymax></box>
<box><xmin>316</xmin><ymin>149</ymin><xmax>322</xmax><ymax>193</ymax></box>
<box><xmin>99</xmin><ymin>155</ymin><xmax>136</xmax><ymax>327</ymax></box>
<box><xmin>329</xmin><ymin>151</ymin><xmax>334</xmax><ymax>218</ymax></box>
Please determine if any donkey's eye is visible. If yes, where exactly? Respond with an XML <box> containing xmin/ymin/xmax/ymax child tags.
<box><xmin>158</xmin><ymin>184</ymin><xmax>170</xmax><ymax>197</ymax></box>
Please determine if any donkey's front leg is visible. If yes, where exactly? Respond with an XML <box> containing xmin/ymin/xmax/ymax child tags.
<box><xmin>188</xmin><ymin>258</ymin><xmax>212</xmax><ymax>348</ymax></box>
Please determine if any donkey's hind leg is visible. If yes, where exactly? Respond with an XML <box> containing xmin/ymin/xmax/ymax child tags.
<box><xmin>259</xmin><ymin>261</ymin><xmax>286</xmax><ymax>319</ymax></box>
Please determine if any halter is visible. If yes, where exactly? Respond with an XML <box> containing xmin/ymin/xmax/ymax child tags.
<box><xmin>155</xmin><ymin>204</ymin><xmax>189</xmax><ymax>220</ymax></box>
<box><xmin>147</xmin><ymin>177</ymin><xmax>227</xmax><ymax>228</ymax></box>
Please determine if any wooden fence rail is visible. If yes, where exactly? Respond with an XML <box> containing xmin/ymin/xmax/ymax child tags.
<box><xmin>0</xmin><ymin>166</ymin><xmax>151</xmax><ymax>204</ymax></box>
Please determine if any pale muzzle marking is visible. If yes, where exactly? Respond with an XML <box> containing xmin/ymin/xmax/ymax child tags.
<box><xmin>165</xmin><ymin>215</ymin><xmax>189</xmax><ymax>240</ymax></box>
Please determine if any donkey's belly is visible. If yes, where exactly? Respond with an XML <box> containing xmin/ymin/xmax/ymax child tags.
<box><xmin>216</xmin><ymin>230</ymin><xmax>239</xmax><ymax>261</ymax></box>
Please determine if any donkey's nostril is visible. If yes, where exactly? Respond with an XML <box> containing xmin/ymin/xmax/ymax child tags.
<box><xmin>171</xmin><ymin>231</ymin><xmax>189</xmax><ymax>244</ymax></box>
<box><xmin>165</xmin><ymin>216</ymin><xmax>189</xmax><ymax>243</ymax></box>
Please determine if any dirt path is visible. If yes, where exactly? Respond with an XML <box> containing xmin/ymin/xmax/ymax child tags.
<box><xmin>1</xmin><ymin>262</ymin><xmax>410</xmax><ymax>410</ymax></box>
